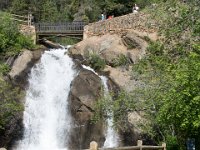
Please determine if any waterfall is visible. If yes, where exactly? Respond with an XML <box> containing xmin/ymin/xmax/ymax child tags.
<box><xmin>16</xmin><ymin>49</ymin><xmax>76</xmax><ymax>150</ymax></box>
<box><xmin>100</xmin><ymin>76</ymin><xmax>119</xmax><ymax>148</ymax></box>
<box><xmin>82</xmin><ymin>65</ymin><xmax>120</xmax><ymax>148</ymax></box>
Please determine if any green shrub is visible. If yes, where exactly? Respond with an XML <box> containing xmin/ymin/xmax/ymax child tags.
<box><xmin>130</xmin><ymin>1</ymin><xmax>200</xmax><ymax>148</ymax></box>
<box><xmin>147</xmin><ymin>42</ymin><xmax>164</xmax><ymax>56</ymax></box>
<box><xmin>88</xmin><ymin>53</ymin><xmax>106</xmax><ymax>71</ymax></box>
<box><xmin>0</xmin><ymin>79</ymin><xmax>24</xmax><ymax>130</ymax></box>
<box><xmin>112</xmin><ymin>54</ymin><xmax>129</xmax><ymax>67</ymax></box>
<box><xmin>0</xmin><ymin>12</ymin><xmax>34</xmax><ymax>56</ymax></box>
<box><xmin>93</xmin><ymin>90</ymin><xmax>136</xmax><ymax>128</ymax></box>
<box><xmin>166</xmin><ymin>135</ymin><xmax>179</xmax><ymax>150</ymax></box>
<box><xmin>0</xmin><ymin>63</ymin><xmax>11</xmax><ymax>76</ymax></box>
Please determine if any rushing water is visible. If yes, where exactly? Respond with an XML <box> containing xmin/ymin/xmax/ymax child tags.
<box><xmin>82</xmin><ymin>65</ymin><xmax>120</xmax><ymax>147</ymax></box>
<box><xmin>15</xmin><ymin>49</ymin><xmax>76</xmax><ymax>150</ymax></box>
<box><xmin>100</xmin><ymin>76</ymin><xmax>119</xmax><ymax>148</ymax></box>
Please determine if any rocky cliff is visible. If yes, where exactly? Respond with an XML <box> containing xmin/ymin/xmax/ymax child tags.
<box><xmin>68</xmin><ymin>68</ymin><xmax>104</xmax><ymax>149</ymax></box>
<box><xmin>68</xmin><ymin>27</ymin><xmax>157</xmax><ymax>145</ymax></box>
<box><xmin>68</xmin><ymin>31</ymin><xmax>150</xmax><ymax>91</ymax></box>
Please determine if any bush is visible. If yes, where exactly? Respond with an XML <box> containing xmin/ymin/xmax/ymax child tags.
<box><xmin>0</xmin><ymin>12</ymin><xmax>34</xmax><ymax>56</ymax></box>
<box><xmin>93</xmin><ymin>90</ymin><xmax>136</xmax><ymax>128</ymax></box>
<box><xmin>130</xmin><ymin>1</ymin><xmax>200</xmax><ymax>148</ymax></box>
<box><xmin>112</xmin><ymin>54</ymin><xmax>130</xmax><ymax>67</ymax></box>
<box><xmin>166</xmin><ymin>135</ymin><xmax>179</xmax><ymax>150</ymax></box>
<box><xmin>0</xmin><ymin>63</ymin><xmax>11</xmax><ymax>76</ymax></box>
<box><xmin>88</xmin><ymin>53</ymin><xmax>106</xmax><ymax>71</ymax></box>
<box><xmin>0</xmin><ymin>79</ymin><xmax>24</xmax><ymax>130</ymax></box>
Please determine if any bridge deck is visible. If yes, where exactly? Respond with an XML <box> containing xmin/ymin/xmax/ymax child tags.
<box><xmin>35</xmin><ymin>21</ymin><xmax>86</xmax><ymax>36</ymax></box>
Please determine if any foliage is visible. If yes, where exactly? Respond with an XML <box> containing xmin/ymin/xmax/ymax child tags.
<box><xmin>0</xmin><ymin>0</ymin><xmax>12</xmax><ymax>10</ymax></box>
<box><xmin>0</xmin><ymin>63</ymin><xmax>11</xmax><ymax>76</ymax></box>
<box><xmin>91</xmin><ymin>92</ymin><xmax>111</xmax><ymax>123</ymax></box>
<box><xmin>93</xmin><ymin>90</ymin><xmax>137</xmax><ymax>129</ymax></box>
<box><xmin>91</xmin><ymin>0</ymin><xmax>200</xmax><ymax>148</ymax></box>
<box><xmin>0</xmin><ymin>12</ymin><xmax>34</xmax><ymax>56</ymax></box>
<box><xmin>10</xmin><ymin>0</ymin><xmax>28</xmax><ymax>15</ymax></box>
<box><xmin>0</xmin><ymin>11</ymin><xmax>28</xmax><ymax>132</ymax></box>
<box><xmin>166</xmin><ymin>135</ymin><xmax>179</xmax><ymax>150</ymax></box>
<box><xmin>112</xmin><ymin>54</ymin><xmax>130</xmax><ymax>67</ymax></box>
<box><xmin>88</xmin><ymin>53</ymin><xmax>106</xmax><ymax>71</ymax></box>
<box><xmin>7</xmin><ymin>0</ymin><xmax>157</xmax><ymax>23</ymax></box>
<box><xmin>0</xmin><ymin>79</ymin><xmax>24</xmax><ymax>130</ymax></box>
<box><xmin>158</xmin><ymin>45</ymin><xmax>200</xmax><ymax>137</ymax></box>
<box><xmin>40</xmin><ymin>0</ymin><xmax>60</xmax><ymax>22</ymax></box>
<box><xmin>129</xmin><ymin>0</ymin><xmax>200</xmax><ymax>149</ymax></box>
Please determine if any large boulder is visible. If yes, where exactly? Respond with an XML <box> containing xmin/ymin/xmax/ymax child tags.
<box><xmin>68</xmin><ymin>68</ymin><xmax>105</xmax><ymax>149</ymax></box>
<box><xmin>122</xmin><ymin>32</ymin><xmax>148</xmax><ymax>63</ymax></box>
<box><xmin>68</xmin><ymin>32</ymin><xmax>148</xmax><ymax>66</ymax></box>
<box><xmin>103</xmin><ymin>65</ymin><xmax>144</xmax><ymax>92</ymax></box>
<box><xmin>68</xmin><ymin>34</ymin><xmax>127</xmax><ymax>66</ymax></box>
<box><xmin>68</xmin><ymin>32</ymin><xmax>148</xmax><ymax>91</ymax></box>
<box><xmin>8</xmin><ymin>49</ymin><xmax>44</xmax><ymax>88</ymax></box>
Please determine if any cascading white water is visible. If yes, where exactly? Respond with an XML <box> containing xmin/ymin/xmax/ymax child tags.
<box><xmin>16</xmin><ymin>49</ymin><xmax>76</xmax><ymax>150</ymax></box>
<box><xmin>100</xmin><ymin>76</ymin><xmax>119</xmax><ymax>148</ymax></box>
<box><xmin>82</xmin><ymin>65</ymin><xmax>120</xmax><ymax>148</ymax></box>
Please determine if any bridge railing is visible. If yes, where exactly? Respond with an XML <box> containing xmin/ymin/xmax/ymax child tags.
<box><xmin>86</xmin><ymin>140</ymin><xmax>166</xmax><ymax>150</ymax></box>
<box><xmin>10</xmin><ymin>13</ymin><xmax>32</xmax><ymax>26</ymax></box>
<box><xmin>35</xmin><ymin>21</ymin><xmax>87</xmax><ymax>34</ymax></box>
<box><xmin>0</xmin><ymin>12</ymin><xmax>32</xmax><ymax>26</ymax></box>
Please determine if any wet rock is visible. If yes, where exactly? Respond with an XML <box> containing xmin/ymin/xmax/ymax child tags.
<box><xmin>8</xmin><ymin>49</ymin><xmax>44</xmax><ymax>88</ymax></box>
<box><xmin>68</xmin><ymin>68</ymin><xmax>105</xmax><ymax>149</ymax></box>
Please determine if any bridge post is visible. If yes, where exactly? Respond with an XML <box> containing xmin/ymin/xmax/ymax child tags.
<box><xmin>137</xmin><ymin>140</ymin><xmax>143</xmax><ymax>150</ymax></box>
<box><xmin>83</xmin><ymin>25</ymin><xmax>89</xmax><ymax>40</ymax></box>
<box><xmin>28</xmin><ymin>13</ymin><xmax>33</xmax><ymax>26</ymax></box>
<box><xmin>162</xmin><ymin>143</ymin><xmax>166</xmax><ymax>150</ymax></box>
<box><xmin>89</xmin><ymin>141</ymin><xmax>98</xmax><ymax>150</ymax></box>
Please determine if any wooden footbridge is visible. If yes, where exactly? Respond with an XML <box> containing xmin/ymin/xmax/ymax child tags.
<box><xmin>35</xmin><ymin>21</ymin><xmax>87</xmax><ymax>40</ymax></box>
<box><xmin>10</xmin><ymin>13</ymin><xmax>87</xmax><ymax>41</ymax></box>
<box><xmin>10</xmin><ymin>13</ymin><xmax>86</xmax><ymax>37</ymax></box>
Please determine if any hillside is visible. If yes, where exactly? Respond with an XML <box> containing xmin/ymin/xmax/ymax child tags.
<box><xmin>69</xmin><ymin>0</ymin><xmax>200</xmax><ymax>149</ymax></box>
<box><xmin>0</xmin><ymin>0</ymin><xmax>199</xmax><ymax>150</ymax></box>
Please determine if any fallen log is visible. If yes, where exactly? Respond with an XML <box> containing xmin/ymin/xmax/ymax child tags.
<box><xmin>39</xmin><ymin>38</ymin><xmax>63</xmax><ymax>49</ymax></box>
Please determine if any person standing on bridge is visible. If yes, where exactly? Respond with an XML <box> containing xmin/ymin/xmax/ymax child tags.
<box><xmin>101</xmin><ymin>13</ymin><xmax>105</xmax><ymax>20</ymax></box>
<box><xmin>132</xmin><ymin>4</ymin><xmax>139</xmax><ymax>13</ymax></box>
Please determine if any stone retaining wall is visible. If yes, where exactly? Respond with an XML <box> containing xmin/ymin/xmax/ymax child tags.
<box><xmin>84</xmin><ymin>12</ymin><xmax>157</xmax><ymax>39</ymax></box>
<box><xmin>20</xmin><ymin>25</ymin><xmax>36</xmax><ymax>44</ymax></box>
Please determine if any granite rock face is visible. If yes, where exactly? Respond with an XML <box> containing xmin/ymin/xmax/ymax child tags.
<box><xmin>9</xmin><ymin>49</ymin><xmax>44</xmax><ymax>88</ymax></box>
<box><xmin>68</xmin><ymin>28</ymin><xmax>155</xmax><ymax>146</ymax></box>
<box><xmin>68</xmin><ymin>68</ymin><xmax>105</xmax><ymax>149</ymax></box>
<box><xmin>68</xmin><ymin>32</ymin><xmax>147</xmax><ymax>91</ymax></box>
